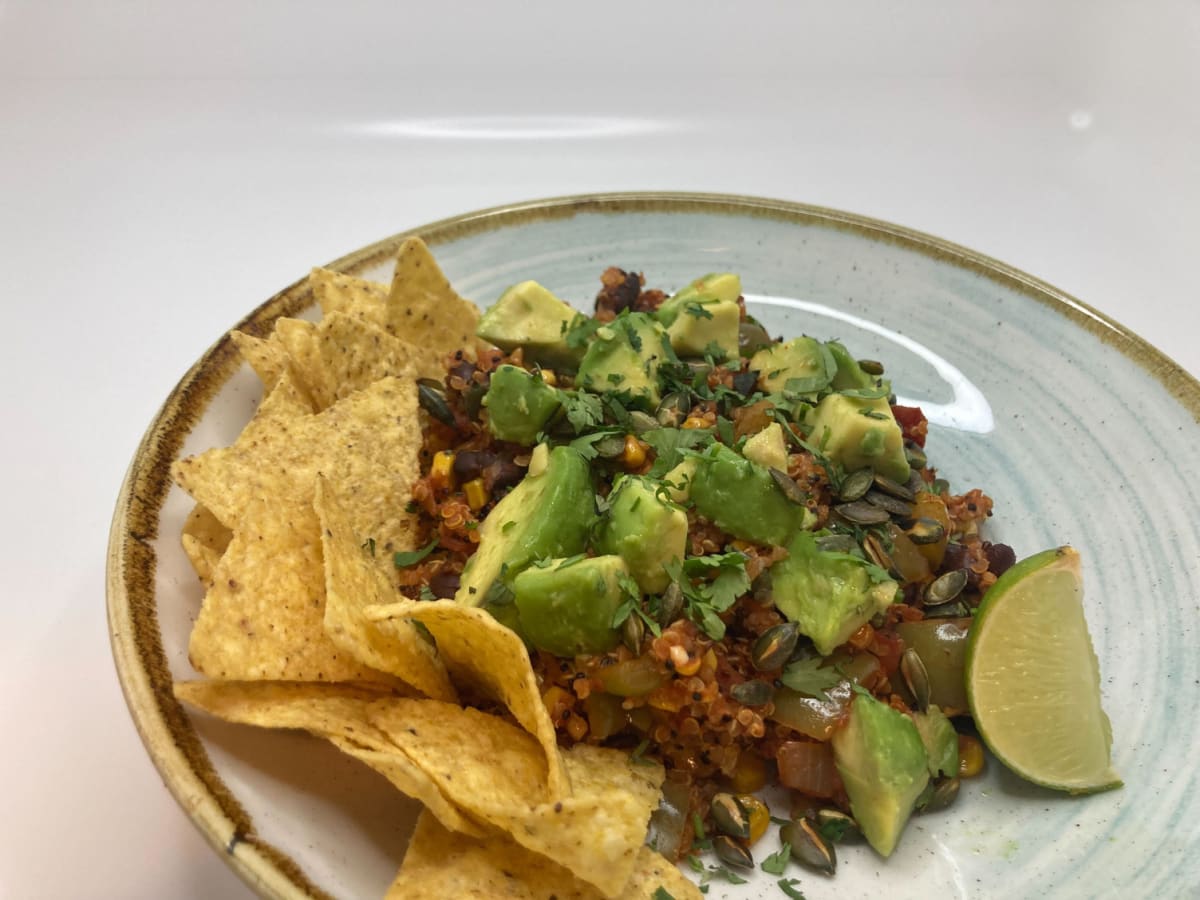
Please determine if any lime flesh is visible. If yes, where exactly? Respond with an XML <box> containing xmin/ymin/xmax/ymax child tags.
<box><xmin>965</xmin><ymin>546</ymin><xmax>1121</xmax><ymax>793</ymax></box>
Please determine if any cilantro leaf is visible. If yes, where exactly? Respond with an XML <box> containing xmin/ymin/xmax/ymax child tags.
<box><xmin>684</xmin><ymin>302</ymin><xmax>714</xmax><ymax>320</ymax></box>
<box><xmin>760</xmin><ymin>844</ymin><xmax>791</xmax><ymax>876</ymax></box>
<box><xmin>652</xmin><ymin>889</ymin><xmax>676</xmax><ymax>900</ymax></box>
<box><xmin>564</xmin><ymin>315</ymin><xmax>603</xmax><ymax>349</ymax></box>
<box><xmin>778</xmin><ymin>878</ymin><xmax>808</xmax><ymax>899</ymax></box>
<box><xmin>562</xmin><ymin>390</ymin><xmax>605</xmax><ymax>433</ymax></box>
<box><xmin>393</xmin><ymin>539</ymin><xmax>438</xmax><ymax>568</ymax></box>
<box><xmin>641</xmin><ymin>427</ymin><xmax>714</xmax><ymax>477</ymax></box>
<box><xmin>780</xmin><ymin>657</ymin><xmax>843</xmax><ymax>700</ymax></box>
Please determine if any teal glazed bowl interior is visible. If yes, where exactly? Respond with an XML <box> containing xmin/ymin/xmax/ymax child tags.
<box><xmin>111</xmin><ymin>193</ymin><xmax>1200</xmax><ymax>900</ymax></box>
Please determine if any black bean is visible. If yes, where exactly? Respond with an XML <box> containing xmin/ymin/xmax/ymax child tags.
<box><xmin>453</xmin><ymin>450</ymin><xmax>494</xmax><ymax>483</ymax></box>
<box><xmin>983</xmin><ymin>541</ymin><xmax>1017</xmax><ymax>577</ymax></box>
<box><xmin>484</xmin><ymin>459</ymin><xmax>525</xmax><ymax>493</ymax></box>
<box><xmin>428</xmin><ymin>572</ymin><xmax>460</xmax><ymax>599</ymax></box>
<box><xmin>941</xmin><ymin>542</ymin><xmax>968</xmax><ymax>572</ymax></box>
<box><xmin>731</xmin><ymin>369</ymin><xmax>759</xmax><ymax>396</ymax></box>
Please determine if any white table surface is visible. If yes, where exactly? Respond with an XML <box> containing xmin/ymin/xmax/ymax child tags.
<box><xmin>2</xmin><ymin>2</ymin><xmax>1198</xmax><ymax>897</ymax></box>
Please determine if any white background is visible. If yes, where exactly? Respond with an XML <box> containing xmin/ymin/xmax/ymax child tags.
<box><xmin>2</xmin><ymin>2</ymin><xmax>1198</xmax><ymax>897</ymax></box>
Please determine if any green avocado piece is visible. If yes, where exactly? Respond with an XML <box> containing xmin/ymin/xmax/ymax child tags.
<box><xmin>912</xmin><ymin>705</ymin><xmax>959</xmax><ymax>778</ymax></box>
<box><xmin>454</xmin><ymin>445</ymin><xmax>596</xmax><ymax>609</ymax></box>
<box><xmin>512</xmin><ymin>555</ymin><xmax>628</xmax><ymax>656</ymax></box>
<box><xmin>771</xmin><ymin>531</ymin><xmax>898</xmax><ymax>655</ymax></box>
<box><xmin>483</xmin><ymin>365</ymin><xmax>562</xmax><ymax>444</ymax></box>
<box><xmin>475</xmin><ymin>281</ymin><xmax>584</xmax><ymax>369</ymax></box>
<box><xmin>832</xmin><ymin>691</ymin><xmax>930</xmax><ymax>857</ymax></box>
<box><xmin>740</xmin><ymin>422</ymin><xmax>788</xmax><ymax>472</ymax></box>
<box><xmin>750</xmin><ymin>336</ymin><xmax>837</xmax><ymax>394</ymax></box>
<box><xmin>576</xmin><ymin>313</ymin><xmax>674</xmax><ymax>408</ymax></box>
<box><xmin>805</xmin><ymin>392</ymin><xmax>910</xmax><ymax>482</ymax></box>
<box><xmin>655</xmin><ymin>274</ymin><xmax>741</xmax><ymax>360</ymax></box>
<box><xmin>594</xmin><ymin>475</ymin><xmax>688</xmax><ymax>593</ymax></box>
<box><xmin>826</xmin><ymin>340</ymin><xmax>876</xmax><ymax>390</ymax></box>
<box><xmin>688</xmin><ymin>443</ymin><xmax>814</xmax><ymax>546</ymax></box>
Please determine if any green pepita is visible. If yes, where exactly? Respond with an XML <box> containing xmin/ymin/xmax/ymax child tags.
<box><xmin>814</xmin><ymin>809</ymin><xmax>861</xmax><ymax>843</ymax></box>
<box><xmin>900</xmin><ymin>648</ymin><xmax>931</xmax><ymax>711</ymax></box>
<box><xmin>924</xmin><ymin>569</ymin><xmax>969</xmax><ymax>606</ymax></box>
<box><xmin>833</xmin><ymin>500</ymin><xmax>891</xmax><ymax>526</ymax></box>
<box><xmin>920</xmin><ymin>776</ymin><xmax>961</xmax><ymax>813</ymax></box>
<box><xmin>712</xmin><ymin>834</ymin><xmax>754</xmax><ymax>869</ymax></box>
<box><xmin>865</xmin><ymin>489</ymin><xmax>915</xmax><ymax>518</ymax></box>
<box><xmin>837</xmin><ymin>468</ymin><xmax>874</xmax><ymax>502</ymax></box>
<box><xmin>924</xmin><ymin>599</ymin><xmax>971</xmax><ymax>619</ymax></box>
<box><xmin>872</xmin><ymin>473</ymin><xmax>916</xmax><ymax>501</ymax></box>
<box><xmin>769</xmin><ymin>467</ymin><xmax>808</xmax><ymax>505</ymax></box>
<box><xmin>655</xmin><ymin>392</ymin><xmax>691</xmax><ymax>427</ymax></box>
<box><xmin>905</xmin><ymin>442</ymin><xmax>928</xmax><ymax>470</ymax></box>
<box><xmin>710</xmin><ymin>793</ymin><xmax>751</xmax><ymax>839</ymax></box>
<box><xmin>751</xmin><ymin>621</ymin><xmax>800</xmax><ymax>671</ymax></box>
<box><xmin>907</xmin><ymin>517</ymin><xmax>946</xmax><ymax>545</ymax></box>
<box><xmin>417</xmin><ymin>380</ymin><xmax>456</xmax><ymax>426</ymax></box>
<box><xmin>628</xmin><ymin>410</ymin><xmax>659</xmax><ymax>434</ymax></box>
<box><xmin>815</xmin><ymin>533</ymin><xmax>859</xmax><ymax>553</ymax></box>
<box><xmin>621</xmin><ymin>611</ymin><xmax>644</xmax><ymax>654</ymax></box>
<box><xmin>781</xmin><ymin>817</ymin><xmax>837</xmax><ymax>875</ymax></box>
<box><xmin>658</xmin><ymin>582</ymin><xmax>684</xmax><ymax>627</ymax></box>
<box><xmin>857</xmin><ymin>358</ymin><xmax>885</xmax><ymax>376</ymax></box>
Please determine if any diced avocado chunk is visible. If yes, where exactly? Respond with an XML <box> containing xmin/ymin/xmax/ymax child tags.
<box><xmin>455</xmin><ymin>445</ymin><xmax>595</xmax><ymax>608</ymax></box>
<box><xmin>806</xmin><ymin>392</ymin><xmax>910</xmax><ymax>482</ymax></box>
<box><xmin>741</xmin><ymin>422</ymin><xmax>787</xmax><ymax>472</ymax></box>
<box><xmin>483</xmin><ymin>365</ymin><xmax>562</xmax><ymax>444</ymax></box>
<box><xmin>656</xmin><ymin>277</ymin><xmax>741</xmax><ymax>360</ymax></box>
<box><xmin>662</xmin><ymin>457</ymin><xmax>699</xmax><ymax>503</ymax></box>
<box><xmin>832</xmin><ymin>692</ymin><xmax>930</xmax><ymax>857</ymax></box>
<box><xmin>512</xmin><ymin>555</ymin><xmax>628</xmax><ymax>656</ymax></box>
<box><xmin>594</xmin><ymin>476</ymin><xmax>687</xmax><ymax>593</ymax></box>
<box><xmin>771</xmin><ymin>531</ymin><xmax>898</xmax><ymax>655</ymax></box>
<box><xmin>689</xmin><ymin>444</ymin><xmax>814</xmax><ymax>546</ymax></box>
<box><xmin>826</xmin><ymin>340</ymin><xmax>876</xmax><ymax>391</ymax></box>
<box><xmin>476</xmin><ymin>281</ymin><xmax>584</xmax><ymax>369</ymax></box>
<box><xmin>912</xmin><ymin>705</ymin><xmax>959</xmax><ymax>778</ymax></box>
<box><xmin>576</xmin><ymin>313</ymin><xmax>674</xmax><ymax>408</ymax></box>
<box><xmin>751</xmin><ymin>337</ymin><xmax>837</xmax><ymax>394</ymax></box>
<box><xmin>668</xmin><ymin>272</ymin><xmax>742</xmax><ymax>306</ymax></box>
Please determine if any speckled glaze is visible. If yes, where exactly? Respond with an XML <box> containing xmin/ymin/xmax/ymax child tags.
<box><xmin>108</xmin><ymin>193</ymin><xmax>1200</xmax><ymax>900</ymax></box>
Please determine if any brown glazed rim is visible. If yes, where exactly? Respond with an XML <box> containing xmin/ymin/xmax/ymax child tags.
<box><xmin>106</xmin><ymin>191</ymin><xmax>1200</xmax><ymax>900</ymax></box>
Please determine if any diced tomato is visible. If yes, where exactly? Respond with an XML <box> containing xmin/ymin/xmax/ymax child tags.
<box><xmin>891</xmin><ymin>404</ymin><xmax>928</xmax><ymax>448</ymax></box>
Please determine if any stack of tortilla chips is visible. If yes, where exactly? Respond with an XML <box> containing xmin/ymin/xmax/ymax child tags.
<box><xmin>171</xmin><ymin>238</ymin><xmax>699</xmax><ymax>899</ymax></box>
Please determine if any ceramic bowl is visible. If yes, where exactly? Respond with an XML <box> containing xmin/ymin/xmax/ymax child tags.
<box><xmin>108</xmin><ymin>192</ymin><xmax>1200</xmax><ymax>899</ymax></box>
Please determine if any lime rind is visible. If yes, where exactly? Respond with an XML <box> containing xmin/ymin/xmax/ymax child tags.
<box><xmin>966</xmin><ymin>546</ymin><xmax>1121</xmax><ymax>794</ymax></box>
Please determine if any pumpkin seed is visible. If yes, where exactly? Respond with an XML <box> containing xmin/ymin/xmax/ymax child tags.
<box><xmin>907</xmin><ymin>517</ymin><xmax>946</xmax><ymax>545</ymax></box>
<box><xmin>922</xmin><ymin>777</ymin><xmax>961</xmax><ymax>813</ymax></box>
<box><xmin>857</xmin><ymin>358</ymin><xmax>885</xmax><ymax>376</ymax></box>
<box><xmin>655</xmin><ymin>392</ymin><xmax>691</xmax><ymax>427</ymax></box>
<box><xmin>900</xmin><ymin>648</ymin><xmax>931</xmax><ymax>711</ymax></box>
<box><xmin>913</xmin><ymin>780</ymin><xmax>936</xmax><ymax>812</ymax></box>
<box><xmin>865</xmin><ymin>489</ymin><xmax>914</xmax><ymax>518</ymax></box>
<box><xmin>730</xmin><ymin>680</ymin><xmax>774</xmax><ymax>706</ymax></box>
<box><xmin>814</xmin><ymin>809</ymin><xmax>861</xmax><ymax>843</ymax></box>
<box><xmin>837</xmin><ymin>468</ymin><xmax>874</xmax><ymax>502</ymax></box>
<box><xmin>924</xmin><ymin>569</ymin><xmax>968</xmax><ymax>606</ymax></box>
<box><xmin>594</xmin><ymin>434</ymin><xmax>627</xmax><ymax>458</ymax></box>
<box><xmin>769</xmin><ymin>467</ymin><xmax>808</xmax><ymax>505</ymax></box>
<box><xmin>751</xmin><ymin>569</ymin><xmax>773</xmax><ymax>605</ymax></box>
<box><xmin>781</xmin><ymin>817</ymin><xmax>837</xmax><ymax>875</ymax></box>
<box><xmin>621</xmin><ymin>611</ymin><xmax>644</xmax><ymax>654</ymax></box>
<box><xmin>833</xmin><ymin>500</ymin><xmax>890</xmax><ymax>526</ymax></box>
<box><xmin>712</xmin><ymin>834</ymin><xmax>754</xmax><ymax>869</ymax></box>
<box><xmin>862</xmin><ymin>532</ymin><xmax>895</xmax><ymax>574</ymax></box>
<box><xmin>931</xmin><ymin>477</ymin><xmax>950</xmax><ymax>496</ymax></box>
<box><xmin>905</xmin><ymin>442</ymin><xmax>928</xmax><ymax>470</ymax></box>
<box><xmin>924</xmin><ymin>599</ymin><xmax>970</xmax><ymax>619</ymax></box>
<box><xmin>417</xmin><ymin>380</ymin><xmax>456</xmax><ymax>426</ymax></box>
<box><xmin>628</xmin><ymin>410</ymin><xmax>659</xmax><ymax>434</ymax></box>
<box><xmin>658</xmin><ymin>582</ymin><xmax>684</xmax><ymax>627</ymax></box>
<box><xmin>905</xmin><ymin>469</ymin><xmax>925</xmax><ymax>495</ymax></box>
<box><xmin>710</xmin><ymin>793</ymin><xmax>751</xmax><ymax>839</ymax></box>
<box><xmin>815</xmin><ymin>533</ymin><xmax>858</xmax><ymax>553</ymax></box>
<box><xmin>751</xmin><ymin>621</ymin><xmax>799</xmax><ymax>671</ymax></box>
<box><xmin>872</xmin><ymin>473</ymin><xmax>915</xmax><ymax>501</ymax></box>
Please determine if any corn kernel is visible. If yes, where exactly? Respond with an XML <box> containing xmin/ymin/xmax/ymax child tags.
<box><xmin>565</xmin><ymin>712</ymin><xmax>589</xmax><ymax>741</ymax></box>
<box><xmin>740</xmin><ymin>795</ymin><xmax>770</xmax><ymax>844</ymax></box>
<box><xmin>539</xmin><ymin>369</ymin><xmax>558</xmax><ymax>386</ymax></box>
<box><xmin>848</xmin><ymin>622</ymin><xmax>875</xmax><ymax>650</ymax></box>
<box><xmin>430</xmin><ymin>450</ymin><xmax>456</xmax><ymax>490</ymax></box>
<box><xmin>682</xmin><ymin>415</ymin><xmax>708</xmax><ymax>430</ymax></box>
<box><xmin>958</xmin><ymin>733</ymin><xmax>986</xmax><ymax>778</ymax></box>
<box><xmin>729</xmin><ymin>751</ymin><xmax>768</xmax><ymax>794</ymax></box>
<box><xmin>622</xmin><ymin>434</ymin><xmax>647</xmax><ymax>470</ymax></box>
<box><xmin>463</xmin><ymin>477</ymin><xmax>489</xmax><ymax>511</ymax></box>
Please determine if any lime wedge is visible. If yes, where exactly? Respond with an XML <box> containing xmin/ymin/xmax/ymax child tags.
<box><xmin>965</xmin><ymin>546</ymin><xmax>1121</xmax><ymax>793</ymax></box>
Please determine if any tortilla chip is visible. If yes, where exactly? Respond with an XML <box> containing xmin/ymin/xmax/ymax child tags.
<box><xmin>187</xmin><ymin>499</ymin><xmax>385</xmax><ymax>682</ymax></box>
<box><xmin>181</xmin><ymin>503</ymin><xmax>232</xmax><ymax>586</ymax></box>
<box><xmin>387</xmin><ymin>812</ymin><xmax>700</xmax><ymax>900</ymax></box>
<box><xmin>174</xmin><ymin>681</ymin><xmax>486</xmax><ymax>837</ymax></box>
<box><xmin>366</xmin><ymin>701</ymin><xmax>662</xmax><ymax>896</ymax></box>
<box><xmin>172</xmin><ymin>375</ymin><xmax>421</xmax><ymax>551</ymax></box>
<box><xmin>310</xmin><ymin>266</ymin><xmax>388</xmax><ymax>324</ymax></box>
<box><xmin>230</xmin><ymin>329</ymin><xmax>289</xmax><ymax>391</ymax></box>
<box><xmin>315</xmin><ymin>476</ymin><xmax>456</xmax><ymax>702</ymax></box>
<box><xmin>364</xmin><ymin>599</ymin><xmax>568</xmax><ymax>798</ymax></box>
<box><xmin>385</xmin><ymin>237</ymin><xmax>480</xmax><ymax>356</ymax></box>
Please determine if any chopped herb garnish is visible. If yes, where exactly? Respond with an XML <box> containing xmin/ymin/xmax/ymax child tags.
<box><xmin>361</xmin><ymin>537</ymin><xmax>376</xmax><ymax>557</ymax></box>
<box><xmin>780</xmin><ymin>657</ymin><xmax>843</xmax><ymax>700</ymax></box>
<box><xmin>562</xmin><ymin>390</ymin><xmax>605</xmax><ymax>433</ymax></box>
<box><xmin>501</xmin><ymin>520</ymin><xmax>516</xmax><ymax>533</ymax></box>
<box><xmin>564</xmin><ymin>314</ymin><xmax>603</xmax><ymax>348</ymax></box>
<box><xmin>817</xmin><ymin>816</ymin><xmax>851</xmax><ymax>843</ymax></box>
<box><xmin>652</xmin><ymin>888</ymin><xmax>676</xmax><ymax>900</ymax></box>
<box><xmin>417</xmin><ymin>585</ymin><xmax>437</xmax><ymax>601</ymax></box>
<box><xmin>684</xmin><ymin>302</ymin><xmax>714</xmax><ymax>319</ymax></box>
<box><xmin>778</xmin><ymin>878</ymin><xmax>808</xmax><ymax>899</ymax></box>
<box><xmin>641</xmin><ymin>427</ymin><xmax>714</xmax><ymax>477</ymax></box>
<box><xmin>393</xmin><ymin>538</ymin><xmax>438</xmax><ymax>568</ymax></box>
<box><xmin>761</xmin><ymin>844</ymin><xmax>792</xmax><ymax>875</ymax></box>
